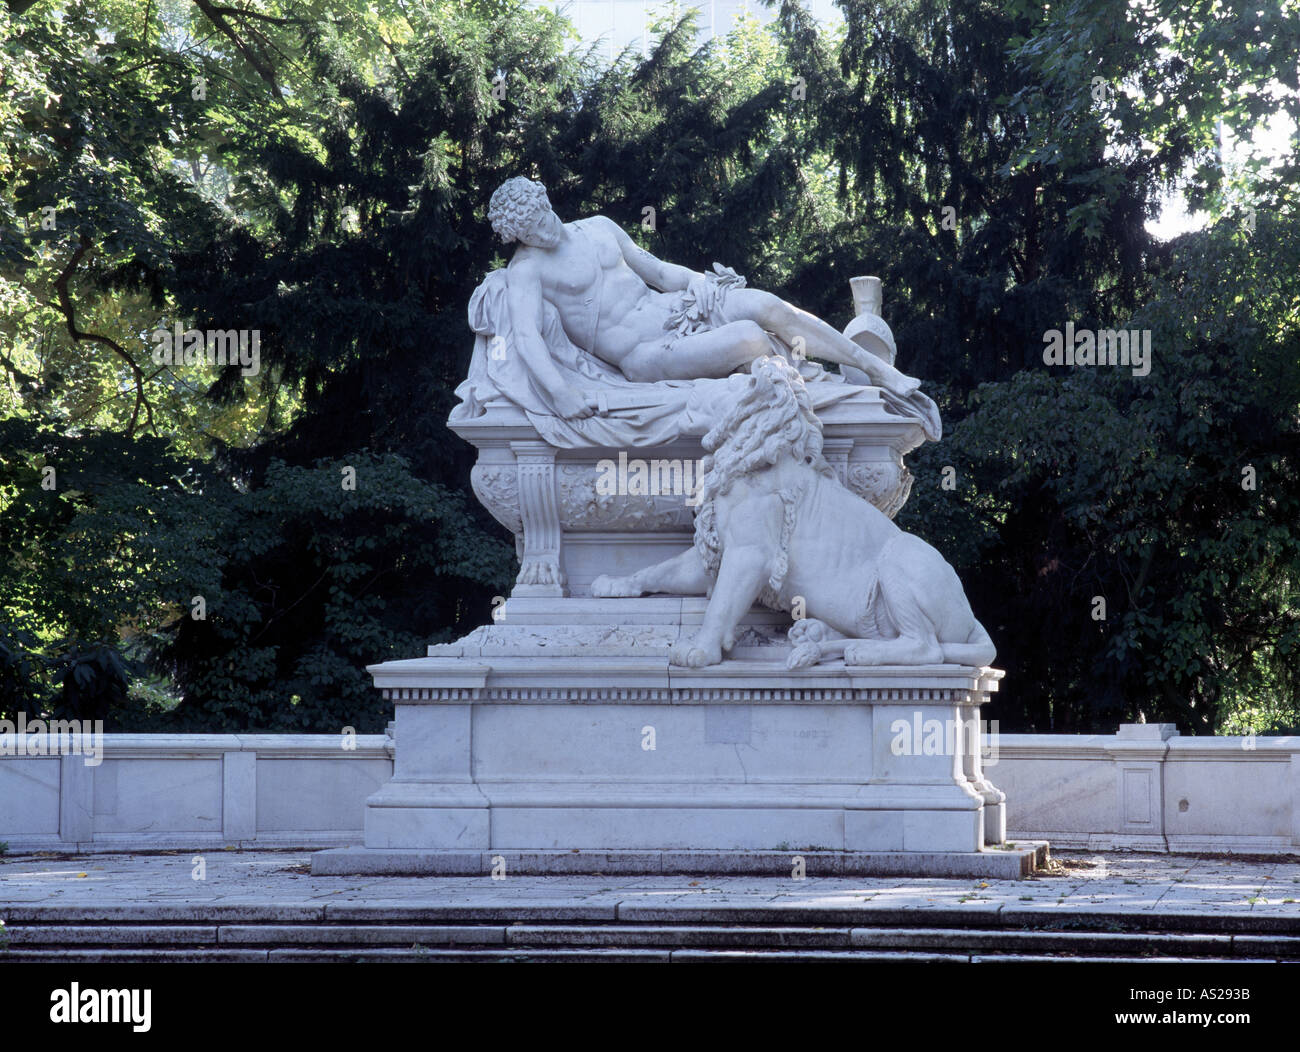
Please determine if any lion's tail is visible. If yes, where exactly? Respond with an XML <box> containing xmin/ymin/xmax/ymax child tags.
<box><xmin>940</xmin><ymin>620</ymin><xmax>996</xmax><ymax>668</ymax></box>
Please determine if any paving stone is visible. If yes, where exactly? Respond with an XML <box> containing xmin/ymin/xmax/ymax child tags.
<box><xmin>505</xmin><ymin>924</ymin><xmax>853</xmax><ymax>948</ymax></box>
<box><xmin>615</xmin><ymin>902</ymin><xmax>1005</xmax><ymax>926</ymax></box>
<box><xmin>2</xmin><ymin>949</ymin><xmax>268</xmax><ymax>963</ymax></box>
<box><xmin>998</xmin><ymin>906</ymin><xmax>1300</xmax><ymax>933</ymax></box>
<box><xmin>217</xmin><ymin>924</ymin><xmax>506</xmax><ymax>945</ymax></box>
<box><xmin>1230</xmin><ymin>934</ymin><xmax>1300</xmax><ymax>956</ymax></box>
<box><xmin>5</xmin><ymin>849</ymin><xmax>1300</xmax><ymax>939</ymax></box>
<box><xmin>968</xmin><ymin>954</ymin><xmax>1260</xmax><ymax>964</ymax></box>
<box><xmin>0</xmin><ymin>903</ymin><xmax>325</xmax><ymax>923</ymax></box>
<box><xmin>668</xmin><ymin>949</ymin><xmax>965</xmax><ymax>963</ymax></box>
<box><xmin>4</xmin><ymin>924</ymin><xmax>217</xmax><ymax>946</ymax></box>
<box><xmin>265</xmin><ymin>947</ymin><xmax>673</xmax><ymax>963</ymax></box>
<box><xmin>848</xmin><ymin>926</ymin><xmax>1233</xmax><ymax>954</ymax></box>
<box><xmin>323</xmin><ymin>903</ymin><xmax>618</xmax><ymax>922</ymax></box>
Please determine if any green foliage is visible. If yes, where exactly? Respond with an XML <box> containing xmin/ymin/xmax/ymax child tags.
<box><xmin>1003</xmin><ymin>0</ymin><xmax>1300</xmax><ymax>226</ymax></box>
<box><xmin>0</xmin><ymin>417</ymin><xmax>513</xmax><ymax>729</ymax></box>
<box><xmin>902</xmin><ymin>212</ymin><xmax>1300</xmax><ymax>731</ymax></box>
<box><xmin>1</xmin><ymin>0</ymin><xmax>1297</xmax><ymax>734</ymax></box>
<box><xmin>155</xmin><ymin>454</ymin><xmax>514</xmax><ymax>732</ymax></box>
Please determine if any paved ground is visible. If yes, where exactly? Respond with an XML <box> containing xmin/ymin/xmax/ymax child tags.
<box><xmin>4</xmin><ymin>849</ymin><xmax>1300</xmax><ymax>917</ymax></box>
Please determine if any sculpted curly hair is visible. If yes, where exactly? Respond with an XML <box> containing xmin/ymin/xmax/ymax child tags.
<box><xmin>692</xmin><ymin>357</ymin><xmax>835</xmax><ymax>606</ymax></box>
<box><xmin>698</xmin><ymin>356</ymin><xmax>831</xmax><ymax>502</ymax></box>
<box><xmin>488</xmin><ymin>177</ymin><xmax>550</xmax><ymax>243</ymax></box>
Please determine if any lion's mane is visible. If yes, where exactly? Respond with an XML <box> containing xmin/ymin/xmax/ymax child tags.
<box><xmin>692</xmin><ymin>357</ymin><xmax>836</xmax><ymax>609</ymax></box>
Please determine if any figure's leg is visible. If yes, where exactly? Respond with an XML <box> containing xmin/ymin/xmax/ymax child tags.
<box><xmin>671</xmin><ymin>543</ymin><xmax>772</xmax><ymax>667</ymax></box>
<box><xmin>591</xmin><ymin>546</ymin><xmax>710</xmax><ymax>598</ymax></box>
<box><xmin>720</xmin><ymin>288</ymin><xmax>922</xmax><ymax>396</ymax></box>
<box><xmin>843</xmin><ymin>572</ymin><xmax>945</xmax><ymax>665</ymax></box>
<box><xmin>843</xmin><ymin>635</ymin><xmax>946</xmax><ymax>665</ymax></box>
<box><xmin>939</xmin><ymin>625</ymin><xmax>997</xmax><ymax>668</ymax></box>
<box><xmin>620</xmin><ymin>321</ymin><xmax>771</xmax><ymax>382</ymax></box>
<box><xmin>787</xmin><ymin>639</ymin><xmax>849</xmax><ymax>668</ymax></box>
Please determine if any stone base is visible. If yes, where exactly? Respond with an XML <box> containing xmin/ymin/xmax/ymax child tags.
<box><xmin>332</xmin><ymin>598</ymin><xmax>1027</xmax><ymax>875</ymax></box>
<box><xmin>359</xmin><ymin>778</ymin><xmax>995</xmax><ymax>854</ymax></box>
<box><xmin>312</xmin><ymin>844</ymin><xmax>1048</xmax><ymax>879</ymax></box>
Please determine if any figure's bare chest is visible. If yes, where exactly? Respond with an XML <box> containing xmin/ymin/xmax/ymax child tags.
<box><xmin>543</xmin><ymin>225</ymin><xmax>621</xmax><ymax>297</ymax></box>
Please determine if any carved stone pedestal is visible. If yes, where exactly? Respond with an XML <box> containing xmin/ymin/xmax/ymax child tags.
<box><xmin>311</xmin><ymin>258</ymin><xmax>1040</xmax><ymax>876</ymax></box>
<box><xmin>457</xmin><ymin>387</ymin><xmax>921</xmax><ymax>598</ymax></box>
<box><xmin>312</xmin><ymin>600</ymin><xmax>1038</xmax><ymax>878</ymax></box>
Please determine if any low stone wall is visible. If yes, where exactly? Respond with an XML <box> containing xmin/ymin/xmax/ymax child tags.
<box><xmin>0</xmin><ymin>734</ymin><xmax>392</xmax><ymax>853</ymax></box>
<box><xmin>2</xmin><ymin>726</ymin><xmax>1297</xmax><ymax>854</ymax></box>
<box><xmin>996</xmin><ymin>725</ymin><xmax>1300</xmax><ymax>854</ymax></box>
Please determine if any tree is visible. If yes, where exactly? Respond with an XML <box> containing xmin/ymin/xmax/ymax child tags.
<box><xmin>2</xmin><ymin>0</ymin><xmax>1296</xmax><ymax>733</ymax></box>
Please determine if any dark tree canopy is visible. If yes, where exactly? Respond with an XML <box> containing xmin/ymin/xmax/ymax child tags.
<box><xmin>1</xmin><ymin>0</ymin><xmax>1297</xmax><ymax>734</ymax></box>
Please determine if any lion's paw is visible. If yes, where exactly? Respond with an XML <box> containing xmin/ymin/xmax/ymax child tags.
<box><xmin>670</xmin><ymin>640</ymin><xmax>722</xmax><ymax>667</ymax></box>
<box><xmin>786</xmin><ymin>641</ymin><xmax>824</xmax><ymax>669</ymax></box>
<box><xmin>788</xmin><ymin>617</ymin><xmax>834</xmax><ymax>645</ymax></box>
<box><xmin>518</xmin><ymin>560</ymin><xmax>560</xmax><ymax>586</ymax></box>
<box><xmin>591</xmin><ymin>574</ymin><xmax>642</xmax><ymax>598</ymax></box>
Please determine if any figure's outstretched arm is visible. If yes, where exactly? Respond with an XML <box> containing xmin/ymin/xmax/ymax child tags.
<box><xmin>595</xmin><ymin>215</ymin><xmax>697</xmax><ymax>293</ymax></box>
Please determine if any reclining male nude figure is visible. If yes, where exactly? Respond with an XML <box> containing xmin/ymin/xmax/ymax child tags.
<box><xmin>488</xmin><ymin>176</ymin><xmax>938</xmax><ymax>432</ymax></box>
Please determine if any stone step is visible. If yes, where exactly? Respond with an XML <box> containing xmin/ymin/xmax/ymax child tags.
<box><xmin>5</xmin><ymin>924</ymin><xmax>220</xmax><ymax>946</ymax></box>
<box><xmin>3</xmin><ymin>948</ymin><xmax>273</xmax><ymax>963</ymax></box>
<box><xmin>9</xmin><ymin>902</ymin><xmax>1300</xmax><ymax>933</ymax></box>
<box><xmin>5</xmin><ymin>921</ymin><xmax>1299</xmax><ymax>960</ymax></box>
<box><xmin>0</xmin><ymin>945</ymin><xmax>1276</xmax><ymax>964</ymax></box>
<box><xmin>312</xmin><ymin>846</ymin><xmax>1047</xmax><ymax>880</ymax></box>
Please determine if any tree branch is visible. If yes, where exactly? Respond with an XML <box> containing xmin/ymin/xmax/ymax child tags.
<box><xmin>0</xmin><ymin>346</ymin><xmax>40</xmax><ymax>388</ymax></box>
<box><xmin>191</xmin><ymin>0</ymin><xmax>281</xmax><ymax>96</ymax></box>
<box><xmin>54</xmin><ymin>233</ymin><xmax>154</xmax><ymax>437</ymax></box>
<box><xmin>207</xmin><ymin>4</ymin><xmax>304</xmax><ymax>26</ymax></box>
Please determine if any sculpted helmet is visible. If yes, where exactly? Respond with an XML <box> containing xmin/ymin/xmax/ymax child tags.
<box><xmin>488</xmin><ymin>177</ymin><xmax>551</xmax><ymax>244</ymax></box>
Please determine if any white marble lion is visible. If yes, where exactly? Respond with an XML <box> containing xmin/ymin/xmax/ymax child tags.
<box><xmin>591</xmin><ymin>356</ymin><xmax>996</xmax><ymax>669</ymax></box>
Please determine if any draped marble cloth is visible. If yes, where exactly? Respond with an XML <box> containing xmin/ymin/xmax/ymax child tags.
<box><xmin>453</xmin><ymin>267</ymin><xmax>940</xmax><ymax>449</ymax></box>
